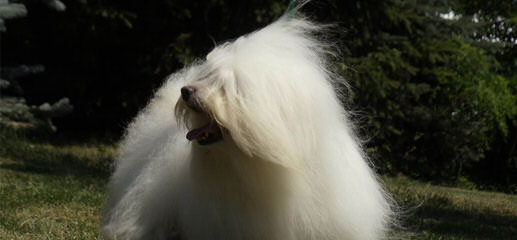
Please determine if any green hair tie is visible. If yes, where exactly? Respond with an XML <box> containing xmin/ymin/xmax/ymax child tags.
<box><xmin>287</xmin><ymin>0</ymin><xmax>296</xmax><ymax>19</ymax></box>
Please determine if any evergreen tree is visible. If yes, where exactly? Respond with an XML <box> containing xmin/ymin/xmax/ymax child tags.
<box><xmin>3</xmin><ymin>0</ymin><xmax>515</xmax><ymax>188</ymax></box>
<box><xmin>453</xmin><ymin>0</ymin><xmax>517</xmax><ymax>187</ymax></box>
<box><xmin>321</xmin><ymin>0</ymin><xmax>517</xmax><ymax>184</ymax></box>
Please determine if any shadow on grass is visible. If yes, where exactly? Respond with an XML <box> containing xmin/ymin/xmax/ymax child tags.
<box><xmin>403</xmin><ymin>193</ymin><xmax>517</xmax><ymax>239</ymax></box>
<box><xmin>0</xmin><ymin>128</ymin><xmax>114</xmax><ymax>179</ymax></box>
<box><xmin>0</xmin><ymin>157</ymin><xmax>112</xmax><ymax>179</ymax></box>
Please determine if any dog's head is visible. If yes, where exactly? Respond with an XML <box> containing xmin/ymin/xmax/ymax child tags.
<box><xmin>175</xmin><ymin>17</ymin><xmax>340</xmax><ymax>169</ymax></box>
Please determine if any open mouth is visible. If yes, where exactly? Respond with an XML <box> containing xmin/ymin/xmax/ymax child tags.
<box><xmin>186</xmin><ymin>121</ymin><xmax>223</xmax><ymax>145</ymax></box>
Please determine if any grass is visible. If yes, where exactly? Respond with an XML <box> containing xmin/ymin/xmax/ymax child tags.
<box><xmin>0</xmin><ymin>130</ymin><xmax>115</xmax><ymax>239</ymax></box>
<box><xmin>1</xmin><ymin>129</ymin><xmax>516</xmax><ymax>239</ymax></box>
<box><xmin>387</xmin><ymin>177</ymin><xmax>517</xmax><ymax>239</ymax></box>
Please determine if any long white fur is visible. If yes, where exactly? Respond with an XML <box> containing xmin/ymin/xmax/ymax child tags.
<box><xmin>102</xmin><ymin>13</ymin><xmax>394</xmax><ymax>240</ymax></box>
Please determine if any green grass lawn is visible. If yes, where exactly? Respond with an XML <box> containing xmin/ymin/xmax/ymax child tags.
<box><xmin>386</xmin><ymin>177</ymin><xmax>517</xmax><ymax>239</ymax></box>
<box><xmin>0</xmin><ymin>130</ymin><xmax>114</xmax><ymax>239</ymax></box>
<box><xmin>1</xmin><ymin>130</ymin><xmax>516</xmax><ymax>239</ymax></box>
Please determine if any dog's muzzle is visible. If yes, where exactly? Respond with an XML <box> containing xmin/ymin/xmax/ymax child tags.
<box><xmin>181</xmin><ymin>86</ymin><xmax>224</xmax><ymax>145</ymax></box>
<box><xmin>181</xmin><ymin>86</ymin><xmax>202</xmax><ymax>112</ymax></box>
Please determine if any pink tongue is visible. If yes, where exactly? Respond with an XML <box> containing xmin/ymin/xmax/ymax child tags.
<box><xmin>186</xmin><ymin>124</ymin><xmax>208</xmax><ymax>141</ymax></box>
<box><xmin>186</xmin><ymin>122</ymin><xmax>220</xmax><ymax>141</ymax></box>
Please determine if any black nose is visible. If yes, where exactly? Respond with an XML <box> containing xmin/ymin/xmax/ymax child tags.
<box><xmin>181</xmin><ymin>86</ymin><xmax>196</xmax><ymax>102</ymax></box>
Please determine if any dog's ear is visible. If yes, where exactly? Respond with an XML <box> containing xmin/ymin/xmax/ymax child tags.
<box><xmin>207</xmin><ymin>79</ymin><xmax>306</xmax><ymax>171</ymax></box>
<box><xmin>239</xmin><ymin>119</ymin><xmax>301</xmax><ymax>170</ymax></box>
<box><xmin>219</xmin><ymin>111</ymin><xmax>303</xmax><ymax>170</ymax></box>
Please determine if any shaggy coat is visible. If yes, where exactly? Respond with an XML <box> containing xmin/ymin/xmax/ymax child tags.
<box><xmin>102</xmin><ymin>13</ymin><xmax>393</xmax><ymax>240</ymax></box>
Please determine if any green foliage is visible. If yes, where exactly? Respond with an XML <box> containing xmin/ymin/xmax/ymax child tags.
<box><xmin>337</xmin><ymin>0</ymin><xmax>517</xmax><ymax>184</ymax></box>
<box><xmin>2</xmin><ymin>0</ymin><xmax>517</xmax><ymax>187</ymax></box>
<box><xmin>436</xmin><ymin>40</ymin><xmax>516</xmax><ymax>135</ymax></box>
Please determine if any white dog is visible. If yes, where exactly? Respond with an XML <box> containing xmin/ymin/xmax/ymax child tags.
<box><xmin>102</xmin><ymin>9</ymin><xmax>394</xmax><ymax>240</ymax></box>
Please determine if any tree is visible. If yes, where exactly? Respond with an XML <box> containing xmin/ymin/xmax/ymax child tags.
<box><xmin>3</xmin><ymin>0</ymin><xmax>515</xmax><ymax>188</ymax></box>
<box><xmin>453</xmin><ymin>0</ymin><xmax>517</xmax><ymax>187</ymax></box>
<box><xmin>319</xmin><ymin>0</ymin><xmax>517</xmax><ymax>184</ymax></box>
